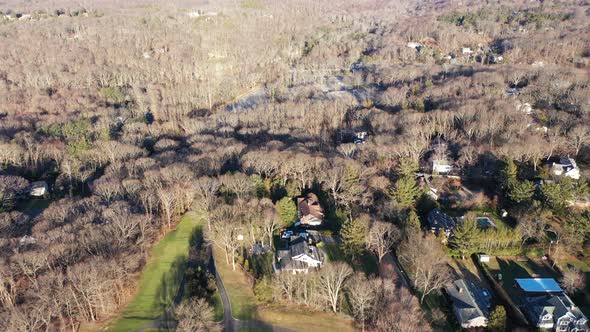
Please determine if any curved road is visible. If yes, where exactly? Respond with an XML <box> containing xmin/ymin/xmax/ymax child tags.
<box><xmin>211</xmin><ymin>253</ymin><xmax>295</xmax><ymax>332</ymax></box>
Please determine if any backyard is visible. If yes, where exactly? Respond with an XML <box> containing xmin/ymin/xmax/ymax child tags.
<box><xmin>319</xmin><ymin>242</ymin><xmax>379</xmax><ymax>276</ymax></box>
<box><xmin>484</xmin><ymin>256</ymin><xmax>560</xmax><ymax>306</ymax></box>
<box><xmin>556</xmin><ymin>255</ymin><xmax>590</xmax><ymax>316</ymax></box>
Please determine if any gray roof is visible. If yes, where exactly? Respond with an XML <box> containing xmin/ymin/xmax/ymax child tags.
<box><xmin>428</xmin><ymin>209</ymin><xmax>456</xmax><ymax>232</ymax></box>
<box><xmin>277</xmin><ymin>236</ymin><xmax>323</xmax><ymax>271</ymax></box>
<box><xmin>446</xmin><ymin>279</ymin><xmax>489</xmax><ymax>325</ymax></box>
<box><xmin>524</xmin><ymin>293</ymin><xmax>588</xmax><ymax>331</ymax></box>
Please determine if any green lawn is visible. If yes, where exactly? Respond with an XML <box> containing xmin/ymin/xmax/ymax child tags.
<box><xmin>106</xmin><ymin>212</ymin><xmax>204</xmax><ymax>331</ymax></box>
<box><xmin>320</xmin><ymin>243</ymin><xmax>345</xmax><ymax>262</ymax></box>
<box><xmin>211</xmin><ymin>291</ymin><xmax>224</xmax><ymax>322</ymax></box>
<box><xmin>320</xmin><ymin>243</ymin><xmax>378</xmax><ymax>276</ymax></box>
<box><xmin>213</xmin><ymin>249</ymin><xmax>259</xmax><ymax>320</ymax></box>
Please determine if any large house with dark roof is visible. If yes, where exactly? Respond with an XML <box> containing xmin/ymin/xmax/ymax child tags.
<box><xmin>516</xmin><ymin>278</ymin><xmax>588</xmax><ymax>331</ymax></box>
<box><xmin>296</xmin><ymin>193</ymin><xmax>324</xmax><ymax>226</ymax></box>
<box><xmin>276</xmin><ymin>235</ymin><xmax>324</xmax><ymax>274</ymax></box>
<box><xmin>446</xmin><ymin>279</ymin><xmax>491</xmax><ymax>328</ymax></box>
<box><xmin>427</xmin><ymin>209</ymin><xmax>456</xmax><ymax>236</ymax></box>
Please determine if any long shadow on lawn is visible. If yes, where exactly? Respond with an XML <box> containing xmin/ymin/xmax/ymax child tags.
<box><xmin>154</xmin><ymin>255</ymin><xmax>188</xmax><ymax>314</ymax></box>
<box><xmin>190</xmin><ymin>224</ymin><xmax>205</xmax><ymax>248</ymax></box>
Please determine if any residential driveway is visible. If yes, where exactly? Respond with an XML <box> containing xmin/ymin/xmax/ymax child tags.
<box><xmin>211</xmin><ymin>253</ymin><xmax>295</xmax><ymax>332</ymax></box>
<box><xmin>311</xmin><ymin>232</ymin><xmax>340</xmax><ymax>246</ymax></box>
<box><xmin>380</xmin><ymin>252</ymin><xmax>412</xmax><ymax>289</ymax></box>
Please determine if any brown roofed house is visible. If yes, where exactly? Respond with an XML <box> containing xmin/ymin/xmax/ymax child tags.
<box><xmin>297</xmin><ymin>193</ymin><xmax>324</xmax><ymax>226</ymax></box>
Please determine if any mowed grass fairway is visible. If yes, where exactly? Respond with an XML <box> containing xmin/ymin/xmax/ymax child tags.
<box><xmin>106</xmin><ymin>212</ymin><xmax>204</xmax><ymax>332</ymax></box>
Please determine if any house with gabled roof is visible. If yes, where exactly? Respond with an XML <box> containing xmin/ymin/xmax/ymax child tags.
<box><xmin>516</xmin><ymin>278</ymin><xmax>588</xmax><ymax>331</ymax></box>
<box><xmin>446</xmin><ymin>279</ymin><xmax>490</xmax><ymax>328</ymax></box>
<box><xmin>433</xmin><ymin>159</ymin><xmax>453</xmax><ymax>174</ymax></box>
<box><xmin>428</xmin><ymin>209</ymin><xmax>456</xmax><ymax>237</ymax></box>
<box><xmin>296</xmin><ymin>193</ymin><xmax>324</xmax><ymax>226</ymax></box>
<box><xmin>276</xmin><ymin>235</ymin><xmax>323</xmax><ymax>274</ymax></box>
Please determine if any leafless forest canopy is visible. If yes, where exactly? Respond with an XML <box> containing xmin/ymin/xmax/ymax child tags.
<box><xmin>0</xmin><ymin>0</ymin><xmax>589</xmax><ymax>330</ymax></box>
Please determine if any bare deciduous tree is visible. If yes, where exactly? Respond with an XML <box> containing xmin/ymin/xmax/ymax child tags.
<box><xmin>174</xmin><ymin>297</ymin><xmax>221</xmax><ymax>332</ymax></box>
<box><xmin>398</xmin><ymin>232</ymin><xmax>451</xmax><ymax>303</ymax></box>
<box><xmin>367</xmin><ymin>221</ymin><xmax>401</xmax><ymax>263</ymax></box>
<box><xmin>347</xmin><ymin>273</ymin><xmax>378</xmax><ymax>332</ymax></box>
<box><xmin>561</xmin><ymin>267</ymin><xmax>585</xmax><ymax>295</ymax></box>
<box><xmin>193</xmin><ymin>177</ymin><xmax>220</xmax><ymax>231</ymax></box>
<box><xmin>318</xmin><ymin>262</ymin><xmax>353</xmax><ymax>312</ymax></box>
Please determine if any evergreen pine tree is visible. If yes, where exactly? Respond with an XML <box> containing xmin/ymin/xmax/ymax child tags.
<box><xmin>406</xmin><ymin>209</ymin><xmax>421</xmax><ymax>231</ymax></box>
<box><xmin>450</xmin><ymin>217</ymin><xmax>479</xmax><ymax>259</ymax></box>
<box><xmin>488</xmin><ymin>305</ymin><xmax>507</xmax><ymax>332</ymax></box>
<box><xmin>390</xmin><ymin>176</ymin><xmax>422</xmax><ymax>210</ymax></box>
<box><xmin>509</xmin><ymin>180</ymin><xmax>535</xmax><ymax>204</ymax></box>
<box><xmin>397</xmin><ymin>157</ymin><xmax>419</xmax><ymax>178</ymax></box>
<box><xmin>501</xmin><ymin>157</ymin><xmax>518</xmax><ymax>190</ymax></box>
<box><xmin>340</xmin><ymin>218</ymin><xmax>368</xmax><ymax>259</ymax></box>
<box><xmin>275</xmin><ymin>196</ymin><xmax>298</xmax><ymax>225</ymax></box>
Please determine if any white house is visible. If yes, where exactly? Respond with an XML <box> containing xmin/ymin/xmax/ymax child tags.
<box><xmin>462</xmin><ymin>47</ymin><xmax>473</xmax><ymax>54</ymax></box>
<box><xmin>550</xmin><ymin>157</ymin><xmax>581</xmax><ymax>180</ymax></box>
<box><xmin>433</xmin><ymin>159</ymin><xmax>453</xmax><ymax>174</ymax></box>
<box><xmin>29</xmin><ymin>181</ymin><xmax>48</xmax><ymax>197</ymax></box>
<box><xmin>519</xmin><ymin>278</ymin><xmax>588</xmax><ymax>331</ymax></box>
<box><xmin>276</xmin><ymin>236</ymin><xmax>324</xmax><ymax>274</ymax></box>
<box><xmin>291</xmin><ymin>252</ymin><xmax>322</xmax><ymax>268</ymax></box>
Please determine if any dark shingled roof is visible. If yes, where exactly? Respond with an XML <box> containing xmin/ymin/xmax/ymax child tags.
<box><xmin>277</xmin><ymin>236</ymin><xmax>323</xmax><ymax>271</ymax></box>
<box><xmin>446</xmin><ymin>279</ymin><xmax>489</xmax><ymax>327</ymax></box>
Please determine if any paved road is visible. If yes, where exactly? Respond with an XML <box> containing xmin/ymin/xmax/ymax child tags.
<box><xmin>211</xmin><ymin>252</ymin><xmax>295</xmax><ymax>332</ymax></box>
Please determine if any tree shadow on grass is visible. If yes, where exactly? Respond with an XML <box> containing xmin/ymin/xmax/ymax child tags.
<box><xmin>358</xmin><ymin>251</ymin><xmax>379</xmax><ymax>277</ymax></box>
<box><xmin>496</xmin><ymin>258</ymin><xmax>534</xmax><ymax>305</ymax></box>
<box><xmin>154</xmin><ymin>255</ymin><xmax>188</xmax><ymax>316</ymax></box>
<box><xmin>321</xmin><ymin>244</ymin><xmax>345</xmax><ymax>262</ymax></box>
<box><xmin>189</xmin><ymin>224</ymin><xmax>204</xmax><ymax>248</ymax></box>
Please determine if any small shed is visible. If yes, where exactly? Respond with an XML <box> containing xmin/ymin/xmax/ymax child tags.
<box><xmin>479</xmin><ymin>254</ymin><xmax>490</xmax><ymax>263</ymax></box>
